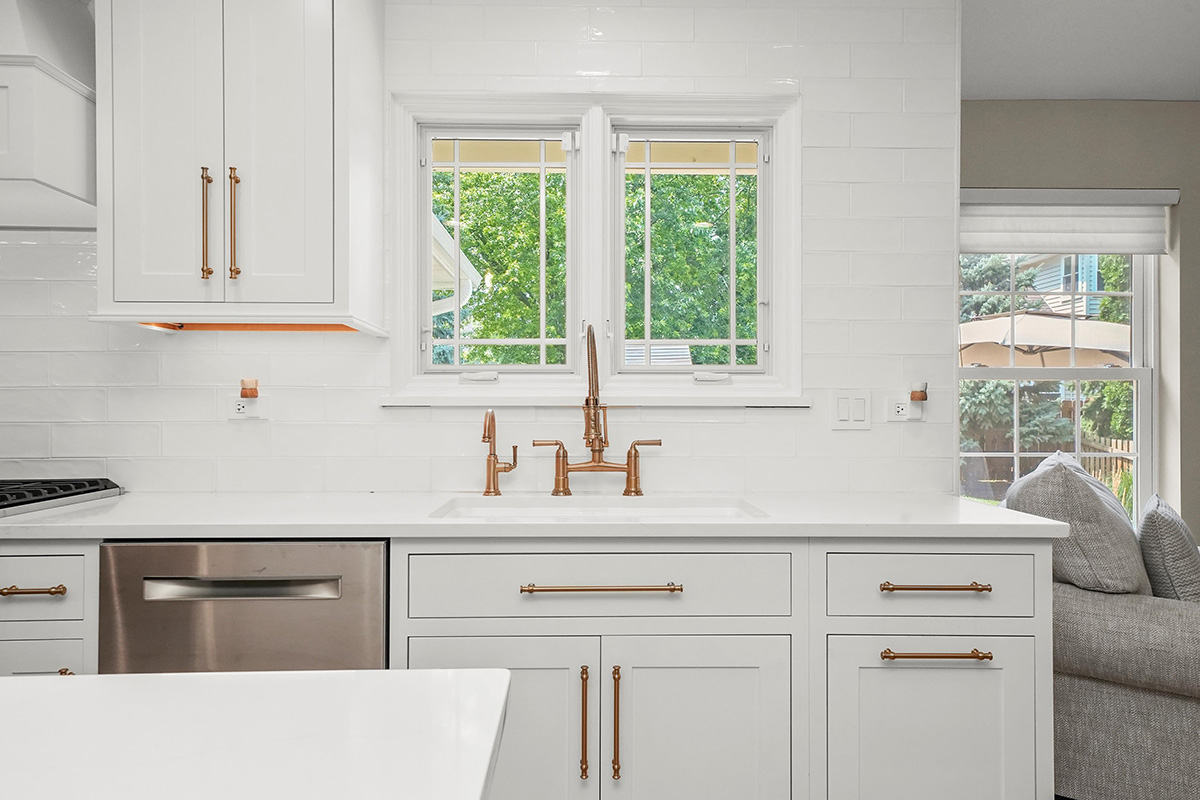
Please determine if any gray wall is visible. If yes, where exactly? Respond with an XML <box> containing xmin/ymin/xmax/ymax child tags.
<box><xmin>961</xmin><ymin>100</ymin><xmax>1200</xmax><ymax>523</ymax></box>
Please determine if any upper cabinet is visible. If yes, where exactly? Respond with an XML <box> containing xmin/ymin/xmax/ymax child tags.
<box><xmin>95</xmin><ymin>0</ymin><xmax>386</xmax><ymax>334</ymax></box>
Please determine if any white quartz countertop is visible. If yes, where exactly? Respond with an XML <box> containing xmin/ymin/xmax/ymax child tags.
<box><xmin>0</xmin><ymin>491</ymin><xmax>1068</xmax><ymax>539</ymax></box>
<box><xmin>1</xmin><ymin>668</ymin><xmax>510</xmax><ymax>800</ymax></box>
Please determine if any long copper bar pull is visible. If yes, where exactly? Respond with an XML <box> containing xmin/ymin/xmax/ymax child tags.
<box><xmin>228</xmin><ymin>167</ymin><xmax>241</xmax><ymax>279</ymax></box>
<box><xmin>611</xmin><ymin>666</ymin><xmax>621</xmax><ymax>780</ymax></box>
<box><xmin>580</xmin><ymin>666</ymin><xmax>589</xmax><ymax>780</ymax></box>
<box><xmin>880</xmin><ymin>581</ymin><xmax>992</xmax><ymax>593</ymax></box>
<box><xmin>880</xmin><ymin>648</ymin><xmax>993</xmax><ymax>661</ymax></box>
<box><xmin>521</xmin><ymin>583</ymin><xmax>683</xmax><ymax>594</ymax></box>
<box><xmin>200</xmin><ymin>167</ymin><xmax>214</xmax><ymax>279</ymax></box>
<box><xmin>0</xmin><ymin>584</ymin><xmax>67</xmax><ymax>597</ymax></box>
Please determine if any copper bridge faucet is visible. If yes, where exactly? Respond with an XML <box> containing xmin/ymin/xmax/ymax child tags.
<box><xmin>482</xmin><ymin>408</ymin><xmax>517</xmax><ymax>496</ymax></box>
<box><xmin>532</xmin><ymin>325</ymin><xmax>661</xmax><ymax>496</ymax></box>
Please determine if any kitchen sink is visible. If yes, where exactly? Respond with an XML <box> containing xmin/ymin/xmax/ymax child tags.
<box><xmin>429</xmin><ymin>495</ymin><xmax>769</xmax><ymax>521</ymax></box>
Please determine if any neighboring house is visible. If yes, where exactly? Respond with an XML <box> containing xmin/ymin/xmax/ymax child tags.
<box><xmin>1020</xmin><ymin>254</ymin><xmax>1103</xmax><ymax>317</ymax></box>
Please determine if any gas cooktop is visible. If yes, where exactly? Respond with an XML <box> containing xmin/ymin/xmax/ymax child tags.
<box><xmin>0</xmin><ymin>479</ymin><xmax>123</xmax><ymax>518</ymax></box>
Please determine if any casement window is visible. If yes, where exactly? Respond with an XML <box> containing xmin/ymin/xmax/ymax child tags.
<box><xmin>386</xmin><ymin>97</ymin><xmax>802</xmax><ymax>407</ymax></box>
<box><xmin>957</xmin><ymin>189</ymin><xmax>1179</xmax><ymax>516</ymax></box>
<box><xmin>614</xmin><ymin>133</ymin><xmax>766</xmax><ymax>373</ymax></box>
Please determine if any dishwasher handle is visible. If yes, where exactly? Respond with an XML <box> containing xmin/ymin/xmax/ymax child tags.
<box><xmin>143</xmin><ymin>576</ymin><xmax>342</xmax><ymax>601</ymax></box>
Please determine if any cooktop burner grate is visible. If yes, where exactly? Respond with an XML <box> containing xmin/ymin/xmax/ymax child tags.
<box><xmin>0</xmin><ymin>479</ymin><xmax>121</xmax><ymax>510</ymax></box>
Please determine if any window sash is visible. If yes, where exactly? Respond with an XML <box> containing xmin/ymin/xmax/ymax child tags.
<box><xmin>422</xmin><ymin>129</ymin><xmax>576</xmax><ymax>373</ymax></box>
<box><xmin>614</xmin><ymin>131</ymin><xmax>768</xmax><ymax>374</ymax></box>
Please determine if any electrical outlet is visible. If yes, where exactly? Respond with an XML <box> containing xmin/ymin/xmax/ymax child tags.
<box><xmin>888</xmin><ymin>400</ymin><xmax>910</xmax><ymax>422</ymax></box>
<box><xmin>226</xmin><ymin>396</ymin><xmax>268</xmax><ymax>420</ymax></box>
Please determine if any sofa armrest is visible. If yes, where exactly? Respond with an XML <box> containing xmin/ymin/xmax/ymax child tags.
<box><xmin>1054</xmin><ymin>581</ymin><xmax>1200</xmax><ymax>699</ymax></box>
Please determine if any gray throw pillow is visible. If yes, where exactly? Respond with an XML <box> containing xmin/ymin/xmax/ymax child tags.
<box><xmin>1005</xmin><ymin>461</ymin><xmax>1151</xmax><ymax>594</ymax></box>
<box><xmin>1002</xmin><ymin>451</ymin><xmax>1134</xmax><ymax>531</ymax></box>
<box><xmin>1139</xmin><ymin>494</ymin><xmax>1200</xmax><ymax>602</ymax></box>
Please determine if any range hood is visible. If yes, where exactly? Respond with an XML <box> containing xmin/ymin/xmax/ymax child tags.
<box><xmin>0</xmin><ymin>0</ymin><xmax>96</xmax><ymax>229</ymax></box>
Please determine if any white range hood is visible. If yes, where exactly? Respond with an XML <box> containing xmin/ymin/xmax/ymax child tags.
<box><xmin>0</xmin><ymin>0</ymin><xmax>96</xmax><ymax>229</ymax></box>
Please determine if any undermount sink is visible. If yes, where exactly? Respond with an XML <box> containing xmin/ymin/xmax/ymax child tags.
<box><xmin>429</xmin><ymin>495</ymin><xmax>768</xmax><ymax>521</ymax></box>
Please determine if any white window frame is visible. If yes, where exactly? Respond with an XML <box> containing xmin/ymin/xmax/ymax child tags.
<box><xmin>383</xmin><ymin>94</ymin><xmax>804</xmax><ymax>408</ymax></box>
<box><xmin>957</xmin><ymin>254</ymin><xmax>1157</xmax><ymax>515</ymax></box>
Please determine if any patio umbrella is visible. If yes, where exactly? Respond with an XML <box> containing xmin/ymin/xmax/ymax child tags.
<box><xmin>959</xmin><ymin>310</ymin><xmax>1131</xmax><ymax>367</ymax></box>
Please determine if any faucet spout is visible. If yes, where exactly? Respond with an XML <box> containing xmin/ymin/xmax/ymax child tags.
<box><xmin>482</xmin><ymin>408</ymin><xmax>497</xmax><ymax>456</ymax></box>
<box><xmin>586</xmin><ymin>324</ymin><xmax>600</xmax><ymax>405</ymax></box>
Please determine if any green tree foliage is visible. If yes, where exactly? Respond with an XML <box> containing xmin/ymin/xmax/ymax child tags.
<box><xmin>960</xmin><ymin>380</ymin><xmax>1074</xmax><ymax>453</ymax></box>
<box><xmin>1083</xmin><ymin>255</ymin><xmax>1134</xmax><ymax>440</ymax></box>
<box><xmin>958</xmin><ymin>254</ymin><xmax>1041</xmax><ymax>321</ymax></box>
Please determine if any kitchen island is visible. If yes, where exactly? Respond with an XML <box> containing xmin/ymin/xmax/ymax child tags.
<box><xmin>0</xmin><ymin>491</ymin><xmax>1066</xmax><ymax>799</ymax></box>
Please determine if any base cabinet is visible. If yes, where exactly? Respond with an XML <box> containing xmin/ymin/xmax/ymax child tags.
<box><xmin>409</xmin><ymin>633</ymin><xmax>791</xmax><ymax>800</ymax></box>
<box><xmin>826</xmin><ymin>635</ymin><xmax>1036</xmax><ymax>800</ymax></box>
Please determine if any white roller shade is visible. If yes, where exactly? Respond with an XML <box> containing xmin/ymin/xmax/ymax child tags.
<box><xmin>960</xmin><ymin>189</ymin><xmax>1179</xmax><ymax>255</ymax></box>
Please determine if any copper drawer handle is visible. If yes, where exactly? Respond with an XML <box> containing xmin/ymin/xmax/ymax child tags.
<box><xmin>228</xmin><ymin>167</ymin><xmax>241</xmax><ymax>279</ymax></box>
<box><xmin>580</xmin><ymin>666</ymin><xmax>589</xmax><ymax>780</ymax></box>
<box><xmin>0</xmin><ymin>584</ymin><xmax>67</xmax><ymax>597</ymax></box>
<box><xmin>881</xmin><ymin>648</ymin><xmax>993</xmax><ymax>661</ymax></box>
<box><xmin>520</xmin><ymin>583</ymin><xmax>683</xmax><ymax>594</ymax></box>
<box><xmin>611</xmin><ymin>665</ymin><xmax>621</xmax><ymax>780</ymax></box>
<box><xmin>58</xmin><ymin>668</ymin><xmax>75</xmax><ymax>676</ymax></box>
<box><xmin>200</xmin><ymin>167</ymin><xmax>214</xmax><ymax>279</ymax></box>
<box><xmin>879</xmin><ymin>581</ymin><xmax>992</xmax><ymax>593</ymax></box>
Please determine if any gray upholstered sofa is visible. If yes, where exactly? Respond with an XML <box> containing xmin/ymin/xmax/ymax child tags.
<box><xmin>1052</xmin><ymin>583</ymin><xmax>1200</xmax><ymax>800</ymax></box>
<box><xmin>1002</xmin><ymin>454</ymin><xmax>1200</xmax><ymax>800</ymax></box>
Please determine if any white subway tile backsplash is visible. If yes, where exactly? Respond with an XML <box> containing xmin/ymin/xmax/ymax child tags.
<box><xmin>638</xmin><ymin>457</ymin><xmax>746</xmax><ymax>495</ymax></box>
<box><xmin>798</xmin><ymin>8</ymin><xmax>903</xmax><ymax>44</ymax></box>
<box><xmin>107</xmin><ymin>458</ymin><xmax>217</xmax><ymax>492</ymax></box>
<box><xmin>384</xmin><ymin>40</ymin><xmax>431</xmax><ymax>76</ymax></box>
<box><xmin>0</xmin><ymin>245</ymin><xmax>97</xmax><ymax>280</ymax></box>
<box><xmin>851</xmin><ymin>43</ymin><xmax>956</xmax><ymax>79</ymax></box>
<box><xmin>270</xmin><ymin>423</ymin><xmax>380</xmax><ymax>458</ymax></box>
<box><xmin>695</xmin><ymin>8</ymin><xmax>799</xmax><ymax>42</ymax></box>
<box><xmin>851</xmin><ymin>113</ymin><xmax>957</xmax><ymax>148</ymax></box>
<box><xmin>216</xmin><ymin>458</ymin><xmax>324</xmax><ymax>492</ymax></box>
<box><xmin>162</xmin><ymin>422</ymin><xmax>271</xmax><ymax>458</ymax></box>
<box><xmin>802</xmin><ymin>355</ymin><xmax>903</xmax><ymax>390</ymax></box>
<box><xmin>848</xmin><ymin>457</ymin><xmax>953</xmax><ymax>493</ymax></box>
<box><xmin>484</xmin><ymin>6</ymin><xmax>589</xmax><ymax>42</ymax></box>
<box><xmin>803</xmin><ymin>287</ymin><xmax>902</xmax><ymax>321</ymax></box>
<box><xmin>0</xmin><ymin>318</ymin><xmax>107</xmax><ymax>352</ymax></box>
<box><xmin>590</xmin><ymin>7</ymin><xmax>694</xmax><ymax>42</ymax></box>
<box><xmin>903</xmin><ymin>148</ymin><xmax>956</xmax><ymax>183</ymax></box>
<box><xmin>1</xmin><ymin>424</ymin><xmax>51</xmax><ymax>457</ymax></box>
<box><xmin>851</xmin><ymin>183</ymin><xmax>956</xmax><ymax>218</ymax></box>
<box><xmin>643</xmin><ymin>43</ymin><xmax>747</xmax><ymax>77</ymax></box>
<box><xmin>902</xmin><ymin>286</ymin><xmax>956</xmax><ymax>321</ymax></box>
<box><xmin>802</xmin><ymin>182</ymin><xmax>851</xmax><ymax>217</ymax></box>
<box><xmin>902</xmin><ymin>218</ymin><xmax>957</xmax><ymax>253</ymax></box>
<box><xmin>746</xmin><ymin>456</ymin><xmax>850</xmax><ymax>493</ymax></box>
<box><xmin>801</xmin><ymin>321</ymin><xmax>851</xmax><ymax>355</ymax></box>
<box><xmin>903</xmin><ymin>9</ymin><xmax>958</xmax><ymax>43</ymax></box>
<box><xmin>51</xmin><ymin>423</ymin><xmax>160</xmax><ymax>458</ymax></box>
<box><xmin>536</xmin><ymin>42</ymin><xmax>642</xmax><ymax>76</ymax></box>
<box><xmin>852</xmin><ymin>251</ymin><xmax>955</xmax><ymax>286</ymax></box>
<box><xmin>800</xmin><ymin>252</ymin><xmax>851</xmax><ymax>286</ymax></box>
<box><xmin>589</xmin><ymin>76</ymin><xmax>697</xmax><ymax>93</ymax></box>
<box><xmin>903</xmin><ymin>78</ymin><xmax>958</xmax><ymax>113</ymax></box>
<box><xmin>49</xmin><ymin>282</ymin><xmax>96</xmax><ymax>316</ymax></box>
<box><xmin>900</xmin><ymin>423</ymin><xmax>955</xmax><ymax>458</ymax></box>
<box><xmin>0</xmin><ymin>354</ymin><xmax>49</xmax><ymax>387</ymax></box>
<box><xmin>0</xmin><ymin>282</ymin><xmax>51</xmax><ymax>316</ymax></box>
<box><xmin>161</xmin><ymin>353</ymin><xmax>271</xmax><ymax>387</ymax></box>
<box><xmin>432</xmin><ymin>42</ymin><xmax>539</xmax><ymax>76</ymax></box>
<box><xmin>694</xmin><ymin>76</ymin><xmax>798</xmax><ymax>95</ymax></box>
<box><xmin>850</xmin><ymin>320</ymin><xmax>954</xmax><ymax>355</ymax></box>
<box><xmin>0</xmin><ymin>389</ymin><xmax>107</xmax><ymax>422</ymax></box>
<box><xmin>802</xmin><ymin>217</ymin><xmax>904</xmax><ymax>253</ymax></box>
<box><xmin>49</xmin><ymin>352</ymin><xmax>160</xmax><ymax>387</ymax></box>
<box><xmin>108</xmin><ymin>388</ymin><xmax>217</xmax><ymax>422</ymax></box>
<box><xmin>803</xmin><ymin>147</ymin><xmax>904</xmax><ymax>183</ymax></box>
<box><xmin>385</xmin><ymin>4</ymin><xmax>485</xmax><ymax>40</ymax></box>
<box><xmin>798</xmin><ymin>112</ymin><xmax>850</xmax><ymax>147</ymax></box>
<box><xmin>106</xmin><ymin>325</ymin><xmax>218</xmax><ymax>352</ymax></box>
<box><xmin>747</xmin><ymin>43</ymin><xmax>850</xmax><ymax>79</ymax></box>
<box><xmin>0</xmin><ymin>458</ymin><xmax>107</xmax><ymax>480</ymax></box>
<box><xmin>799</xmin><ymin>78</ymin><xmax>903</xmax><ymax>113</ymax></box>
<box><xmin>325</xmin><ymin>458</ymin><xmax>433</xmax><ymax>492</ymax></box>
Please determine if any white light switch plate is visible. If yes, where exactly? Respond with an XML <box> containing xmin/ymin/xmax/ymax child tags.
<box><xmin>830</xmin><ymin>390</ymin><xmax>871</xmax><ymax>430</ymax></box>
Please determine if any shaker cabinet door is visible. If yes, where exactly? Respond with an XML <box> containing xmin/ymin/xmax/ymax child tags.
<box><xmin>409</xmin><ymin>636</ymin><xmax>601</xmax><ymax>800</ymax></box>
<box><xmin>110</xmin><ymin>0</ymin><xmax>225</xmax><ymax>303</ymax></box>
<box><xmin>601</xmin><ymin>635</ymin><xmax>791</xmax><ymax>800</ymax></box>
<box><xmin>222</xmin><ymin>0</ymin><xmax>335</xmax><ymax>304</ymax></box>
<box><xmin>827</xmin><ymin>635</ymin><xmax>1036</xmax><ymax>800</ymax></box>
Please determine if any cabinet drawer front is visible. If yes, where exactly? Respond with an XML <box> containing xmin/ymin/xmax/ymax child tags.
<box><xmin>0</xmin><ymin>556</ymin><xmax>86</xmax><ymax>622</ymax></box>
<box><xmin>409</xmin><ymin>553</ymin><xmax>790</xmax><ymax>618</ymax></box>
<box><xmin>0</xmin><ymin>639</ymin><xmax>84</xmax><ymax>676</ymax></box>
<box><xmin>827</xmin><ymin>553</ymin><xmax>1033</xmax><ymax>617</ymax></box>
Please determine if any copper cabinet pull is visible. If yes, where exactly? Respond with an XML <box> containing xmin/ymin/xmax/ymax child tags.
<box><xmin>879</xmin><ymin>581</ymin><xmax>992</xmax><ymax>593</ymax></box>
<box><xmin>58</xmin><ymin>668</ymin><xmax>75</xmax><ymax>676</ymax></box>
<box><xmin>228</xmin><ymin>167</ymin><xmax>241</xmax><ymax>279</ymax></box>
<box><xmin>200</xmin><ymin>167</ymin><xmax>214</xmax><ymax>279</ymax></box>
<box><xmin>580</xmin><ymin>666</ymin><xmax>589</xmax><ymax>780</ymax></box>
<box><xmin>880</xmin><ymin>648</ymin><xmax>994</xmax><ymax>661</ymax></box>
<box><xmin>520</xmin><ymin>583</ymin><xmax>683</xmax><ymax>594</ymax></box>
<box><xmin>0</xmin><ymin>584</ymin><xmax>67</xmax><ymax>597</ymax></box>
<box><xmin>611</xmin><ymin>665</ymin><xmax>621</xmax><ymax>780</ymax></box>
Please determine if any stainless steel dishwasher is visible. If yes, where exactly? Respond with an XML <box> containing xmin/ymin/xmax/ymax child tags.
<box><xmin>100</xmin><ymin>541</ymin><xmax>386</xmax><ymax>673</ymax></box>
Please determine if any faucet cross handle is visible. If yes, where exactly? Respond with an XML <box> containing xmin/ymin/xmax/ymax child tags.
<box><xmin>623</xmin><ymin>440</ymin><xmax>661</xmax><ymax>497</ymax></box>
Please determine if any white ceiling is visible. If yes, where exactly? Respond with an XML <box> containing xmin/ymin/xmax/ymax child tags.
<box><xmin>962</xmin><ymin>0</ymin><xmax>1200</xmax><ymax>100</ymax></box>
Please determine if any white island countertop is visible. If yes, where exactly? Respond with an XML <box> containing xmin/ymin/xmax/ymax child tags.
<box><xmin>0</xmin><ymin>491</ymin><xmax>1067</xmax><ymax>539</ymax></box>
<box><xmin>1</xmin><ymin>668</ymin><xmax>510</xmax><ymax>800</ymax></box>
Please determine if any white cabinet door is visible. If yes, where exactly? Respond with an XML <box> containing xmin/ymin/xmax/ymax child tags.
<box><xmin>222</xmin><ymin>0</ymin><xmax>334</xmax><ymax>304</ymax></box>
<box><xmin>409</xmin><ymin>636</ymin><xmax>600</xmax><ymax>800</ymax></box>
<box><xmin>827</xmin><ymin>635</ymin><xmax>1036</xmax><ymax>800</ymax></box>
<box><xmin>602</xmin><ymin>635</ymin><xmax>791</xmax><ymax>800</ymax></box>
<box><xmin>110</xmin><ymin>0</ymin><xmax>225</xmax><ymax>303</ymax></box>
